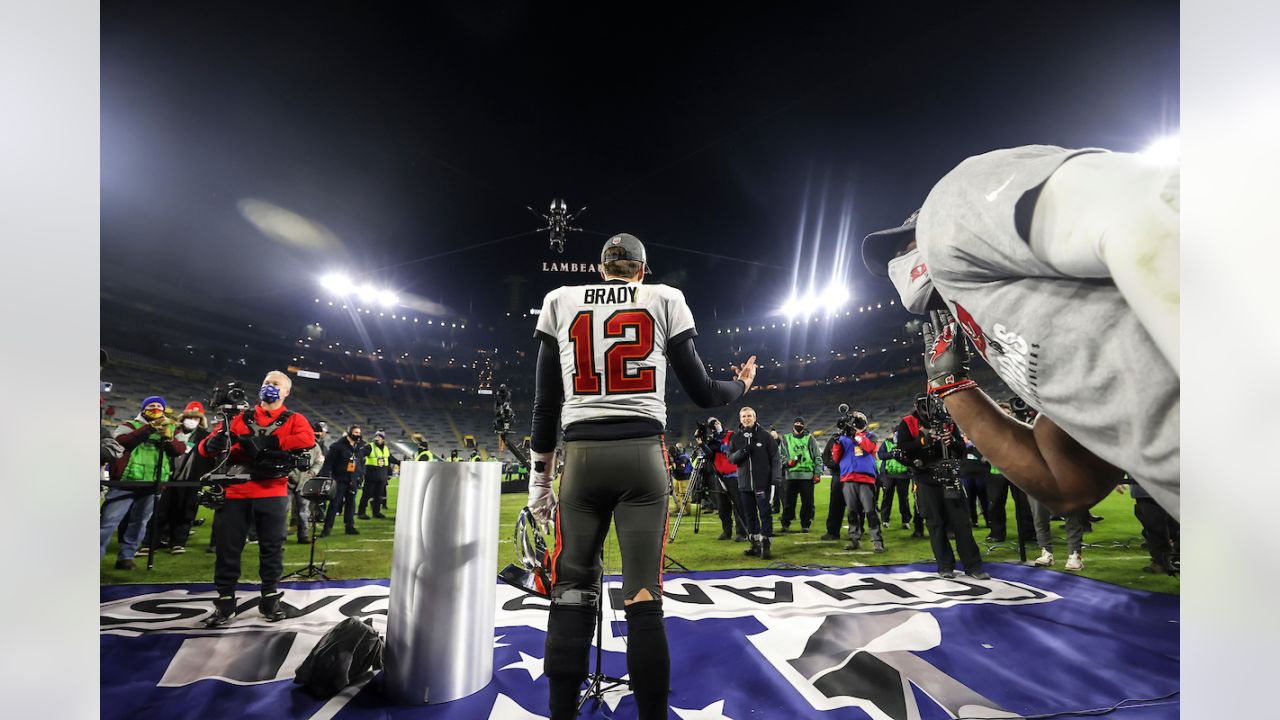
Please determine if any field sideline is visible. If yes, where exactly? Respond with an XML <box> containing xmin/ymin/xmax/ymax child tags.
<box><xmin>100</xmin><ymin>475</ymin><xmax>1178</xmax><ymax>595</ymax></box>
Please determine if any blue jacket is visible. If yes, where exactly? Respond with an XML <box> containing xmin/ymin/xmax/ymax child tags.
<box><xmin>832</xmin><ymin>431</ymin><xmax>879</xmax><ymax>484</ymax></box>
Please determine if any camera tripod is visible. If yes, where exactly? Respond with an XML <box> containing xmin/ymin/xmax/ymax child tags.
<box><xmin>578</xmin><ymin>570</ymin><xmax>631</xmax><ymax>714</ymax></box>
<box><xmin>284</xmin><ymin>496</ymin><xmax>330</xmax><ymax>580</ymax></box>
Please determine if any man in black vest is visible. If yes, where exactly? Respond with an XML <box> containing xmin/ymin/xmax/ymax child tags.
<box><xmin>320</xmin><ymin>425</ymin><xmax>368</xmax><ymax>536</ymax></box>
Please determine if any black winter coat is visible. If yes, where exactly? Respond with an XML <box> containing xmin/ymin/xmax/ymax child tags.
<box><xmin>727</xmin><ymin>424</ymin><xmax>782</xmax><ymax>492</ymax></box>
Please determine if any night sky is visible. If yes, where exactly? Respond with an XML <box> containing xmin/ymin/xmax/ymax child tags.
<box><xmin>101</xmin><ymin>1</ymin><xmax>1178</xmax><ymax>333</ymax></box>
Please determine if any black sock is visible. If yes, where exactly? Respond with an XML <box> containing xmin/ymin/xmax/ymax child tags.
<box><xmin>624</xmin><ymin>599</ymin><xmax>669</xmax><ymax>720</ymax></box>
<box><xmin>545</xmin><ymin>602</ymin><xmax>595</xmax><ymax>720</ymax></box>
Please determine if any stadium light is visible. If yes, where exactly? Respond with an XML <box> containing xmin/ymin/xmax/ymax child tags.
<box><xmin>320</xmin><ymin>273</ymin><xmax>354</xmax><ymax>294</ymax></box>
<box><xmin>1140</xmin><ymin>133</ymin><xmax>1180</xmax><ymax>164</ymax></box>
<box><xmin>821</xmin><ymin>284</ymin><xmax>849</xmax><ymax>310</ymax></box>
<box><xmin>780</xmin><ymin>295</ymin><xmax>802</xmax><ymax>318</ymax></box>
<box><xmin>376</xmin><ymin>289</ymin><xmax>399</xmax><ymax>307</ymax></box>
<box><xmin>357</xmin><ymin>283</ymin><xmax>378</xmax><ymax>303</ymax></box>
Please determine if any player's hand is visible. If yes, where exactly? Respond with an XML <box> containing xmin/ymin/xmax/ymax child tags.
<box><xmin>813</xmin><ymin>474</ymin><xmax>821</xmax><ymax>485</ymax></box>
<box><xmin>528</xmin><ymin>451</ymin><xmax>558</xmax><ymax>524</ymax></box>
<box><xmin>787</xmin><ymin>459</ymin><xmax>798</xmax><ymax>468</ymax></box>
<box><xmin>731</xmin><ymin>355</ymin><xmax>758</xmax><ymax>392</ymax></box>
<box><xmin>922</xmin><ymin>309</ymin><xmax>972</xmax><ymax>392</ymax></box>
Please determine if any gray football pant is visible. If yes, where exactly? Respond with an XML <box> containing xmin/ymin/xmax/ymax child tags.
<box><xmin>550</xmin><ymin>436</ymin><xmax>669</xmax><ymax>603</ymax></box>
<box><xmin>1029</xmin><ymin>497</ymin><xmax>1086</xmax><ymax>554</ymax></box>
<box><xmin>843</xmin><ymin>482</ymin><xmax>882</xmax><ymax>544</ymax></box>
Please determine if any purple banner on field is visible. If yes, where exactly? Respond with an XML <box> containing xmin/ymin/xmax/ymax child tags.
<box><xmin>100</xmin><ymin>563</ymin><xmax>1178</xmax><ymax>719</ymax></box>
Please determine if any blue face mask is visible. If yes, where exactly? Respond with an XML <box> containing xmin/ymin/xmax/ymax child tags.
<box><xmin>259</xmin><ymin>384</ymin><xmax>282</xmax><ymax>403</ymax></box>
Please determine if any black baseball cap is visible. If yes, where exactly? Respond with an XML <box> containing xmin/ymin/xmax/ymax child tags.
<box><xmin>861</xmin><ymin>209</ymin><xmax>920</xmax><ymax>277</ymax></box>
<box><xmin>601</xmin><ymin>233</ymin><xmax>652</xmax><ymax>274</ymax></box>
<box><xmin>793</xmin><ymin>417</ymin><xmax>805</xmax><ymax>425</ymax></box>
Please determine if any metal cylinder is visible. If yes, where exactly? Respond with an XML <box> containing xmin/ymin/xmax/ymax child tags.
<box><xmin>384</xmin><ymin>460</ymin><xmax>501</xmax><ymax>704</ymax></box>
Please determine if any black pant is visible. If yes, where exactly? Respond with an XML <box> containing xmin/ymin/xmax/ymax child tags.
<box><xmin>985</xmin><ymin>474</ymin><xmax>1035</xmax><ymax>542</ymax></box>
<box><xmin>825</xmin><ymin>475</ymin><xmax>847</xmax><ymax>536</ymax></box>
<box><xmin>359</xmin><ymin>467</ymin><xmax>389</xmax><ymax>515</ymax></box>
<box><xmin>1134</xmin><ymin>497</ymin><xmax>1178</xmax><ymax>567</ymax></box>
<box><xmin>213</xmin><ymin>496</ymin><xmax>288</xmax><ymax>596</ymax></box>
<box><xmin>324</xmin><ymin>476</ymin><xmax>359</xmax><ymax>531</ymax></box>
<box><xmin>916</xmin><ymin>481</ymin><xmax>983</xmax><ymax>573</ymax></box>
<box><xmin>780</xmin><ymin>478</ymin><xmax>815</xmax><ymax>529</ymax></box>
<box><xmin>711</xmin><ymin>473</ymin><xmax>745</xmax><ymax>537</ymax></box>
<box><xmin>154</xmin><ymin>485</ymin><xmax>200</xmax><ymax>547</ymax></box>
<box><xmin>878</xmin><ymin>475</ymin><xmax>912</xmax><ymax>525</ymax></box>
<box><xmin>738</xmin><ymin>488</ymin><xmax>773</xmax><ymax>538</ymax></box>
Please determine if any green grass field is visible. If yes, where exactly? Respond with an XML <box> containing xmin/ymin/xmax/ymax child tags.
<box><xmin>100</xmin><ymin>477</ymin><xmax>1178</xmax><ymax>596</ymax></box>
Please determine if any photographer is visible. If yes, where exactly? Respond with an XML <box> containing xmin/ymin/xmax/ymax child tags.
<box><xmin>728</xmin><ymin>407</ymin><xmax>782</xmax><ymax>559</ymax></box>
<box><xmin>320</xmin><ymin>424</ymin><xmax>368</xmax><ymax>536</ymax></box>
<box><xmin>778</xmin><ymin>417</ymin><xmax>820</xmax><ymax>534</ymax></box>
<box><xmin>668</xmin><ymin>443</ymin><xmax>694</xmax><ymax>515</ymax></box>
<box><xmin>820</xmin><ymin>433</ymin><xmax>848</xmax><ymax>541</ymax></box>
<box><xmin>197</xmin><ymin>371</ymin><xmax>315</xmax><ymax>626</ymax></box>
<box><xmin>699</xmin><ymin>417</ymin><xmax>747</xmax><ymax>541</ymax></box>
<box><xmin>860</xmin><ymin>146</ymin><xmax>1178</xmax><ymax>520</ymax></box>
<box><xmin>152</xmin><ymin>401</ymin><xmax>210</xmax><ymax>554</ymax></box>
<box><xmin>832</xmin><ymin>411</ymin><xmax>883</xmax><ymax>553</ymax></box>
<box><xmin>358</xmin><ymin>430</ymin><xmax>397</xmax><ymax>520</ymax></box>
<box><xmin>876</xmin><ymin>435</ymin><xmax>913</xmax><ymax>530</ymax></box>
<box><xmin>289</xmin><ymin>421</ymin><xmax>328</xmax><ymax>544</ymax></box>
<box><xmin>895</xmin><ymin>394</ymin><xmax>989</xmax><ymax>580</ymax></box>
<box><xmin>100</xmin><ymin>396</ymin><xmax>187</xmax><ymax>569</ymax></box>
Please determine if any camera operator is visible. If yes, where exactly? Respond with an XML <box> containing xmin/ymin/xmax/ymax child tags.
<box><xmin>320</xmin><ymin>424</ymin><xmax>368</xmax><ymax>536</ymax></box>
<box><xmin>876</xmin><ymin>434</ymin><xmax>914</xmax><ymax>530</ymax></box>
<box><xmin>895</xmin><ymin>394</ymin><xmax>989</xmax><ymax>579</ymax></box>
<box><xmin>100</xmin><ymin>396</ymin><xmax>187</xmax><ymax>569</ymax></box>
<box><xmin>668</xmin><ymin>443</ymin><xmax>694</xmax><ymax>515</ymax></box>
<box><xmin>197</xmin><ymin>371</ymin><xmax>316</xmax><ymax>626</ymax></box>
<box><xmin>860</xmin><ymin>146</ymin><xmax>1178</xmax><ymax>520</ymax></box>
<box><xmin>728</xmin><ymin>407</ymin><xmax>782</xmax><ymax>559</ymax></box>
<box><xmin>153</xmin><ymin>401</ymin><xmax>210</xmax><ymax>554</ymax></box>
<box><xmin>983</xmin><ymin>401</ymin><xmax>1035</xmax><ymax>544</ymax></box>
<box><xmin>832</xmin><ymin>410</ymin><xmax>884</xmax><ymax>553</ymax></box>
<box><xmin>778</xmin><ymin>417</ymin><xmax>820</xmax><ymax>534</ymax></box>
<box><xmin>358</xmin><ymin>430</ymin><xmax>397</xmax><ymax>520</ymax></box>
<box><xmin>288</xmin><ymin>421</ymin><xmax>328</xmax><ymax>544</ymax></box>
<box><xmin>699</xmin><ymin>417</ymin><xmax>747</xmax><ymax>541</ymax></box>
<box><xmin>820</xmin><ymin>433</ymin><xmax>848</xmax><ymax>541</ymax></box>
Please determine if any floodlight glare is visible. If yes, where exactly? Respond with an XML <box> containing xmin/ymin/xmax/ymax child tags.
<box><xmin>821</xmin><ymin>284</ymin><xmax>849</xmax><ymax>309</ymax></box>
<box><xmin>357</xmin><ymin>284</ymin><xmax>378</xmax><ymax>303</ymax></box>
<box><xmin>320</xmin><ymin>273</ymin><xmax>354</xmax><ymax>294</ymax></box>
<box><xmin>1140</xmin><ymin>133</ymin><xmax>1180</xmax><ymax>164</ymax></box>
<box><xmin>376</xmin><ymin>289</ymin><xmax>399</xmax><ymax>307</ymax></box>
<box><xmin>780</xmin><ymin>295</ymin><xmax>802</xmax><ymax>317</ymax></box>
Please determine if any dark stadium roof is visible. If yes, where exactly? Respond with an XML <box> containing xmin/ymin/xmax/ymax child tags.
<box><xmin>102</xmin><ymin>2</ymin><xmax>1177</xmax><ymax>362</ymax></box>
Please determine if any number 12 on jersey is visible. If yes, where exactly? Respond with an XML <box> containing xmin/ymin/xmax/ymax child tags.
<box><xmin>567</xmin><ymin>310</ymin><xmax>657</xmax><ymax>395</ymax></box>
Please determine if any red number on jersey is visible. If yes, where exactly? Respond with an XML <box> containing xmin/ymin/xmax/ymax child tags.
<box><xmin>603</xmin><ymin>310</ymin><xmax>657</xmax><ymax>394</ymax></box>
<box><xmin>567</xmin><ymin>310</ymin><xmax>657</xmax><ymax>395</ymax></box>
<box><xmin>568</xmin><ymin>311</ymin><xmax>601</xmax><ymax>394</ymax></box>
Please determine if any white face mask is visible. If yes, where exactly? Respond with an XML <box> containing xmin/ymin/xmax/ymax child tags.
<box><xmin>181</xmin><ymin>418</ymin><xmax>199</xmax><ymax>430</ymax></box>
<box><xmin>887</xmin><ymin>247</ymin><xmax>935</xmax><ymax>314</ymax></box>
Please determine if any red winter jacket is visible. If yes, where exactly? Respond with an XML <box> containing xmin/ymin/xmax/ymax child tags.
<box><xmin>198</xmin><ymin>405</ymin><xmax>315</xmax><ymax>499</ymax></box>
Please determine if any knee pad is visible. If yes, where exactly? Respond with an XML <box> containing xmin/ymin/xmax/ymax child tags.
<box><xmin>545</xmin><ymin>600</ymin><xmax>595</xmax><ymax>679</ymax></box>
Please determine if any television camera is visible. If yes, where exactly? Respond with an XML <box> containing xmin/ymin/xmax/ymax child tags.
<box><xmin>527</xmin><ymin>197</ymin><xmax>587</xmax><ymax>254</ymax></box>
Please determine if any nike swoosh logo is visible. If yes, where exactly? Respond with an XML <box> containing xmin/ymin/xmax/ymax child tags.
<box><xmin>985</xmin><ymin>175</ymin><xmax>1014</xmax><ymax>202</ymax></box>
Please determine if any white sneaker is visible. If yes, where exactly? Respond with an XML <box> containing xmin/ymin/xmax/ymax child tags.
<box><xmin>1032</xmin><ymin>549</ymin><xmax>1054</xmax><ymax>567</ymax></box>
<box><xmin>1065</xmin><ymin>552</ymin><xmax>1083</xmax><ymax>571</ymax></box>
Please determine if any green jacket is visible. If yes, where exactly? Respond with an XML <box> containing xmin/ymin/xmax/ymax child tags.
<box><xmin>781</xmin><ymin>431</ymin><xmax>821</xmax><ymax>479</ymax></box>
<box><xmin>877</xmin><ymin>438</ymin><xmax>910</xmax><ymax>476</ymax></box>
<box><xmin>116</xmin><ymin>419</ymin><xmax>175</xmax><ymax>484</ymax></box>
<box><xmin>415</xmin><ymin>448</ymin><xmax>436</xmax><ymax>461</ymax></box>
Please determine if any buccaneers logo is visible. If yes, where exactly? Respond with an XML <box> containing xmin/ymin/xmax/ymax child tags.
<box><xmin>953</xmin><ymin>303</ymin><xmax>988</xmax><ymax>359</ymax></box>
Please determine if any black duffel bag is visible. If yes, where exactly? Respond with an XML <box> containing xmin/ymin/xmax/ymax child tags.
<box><xmin>294</xmin><ymin>617</ymin><xmax>384</xmax><ymax>698</ymax></box>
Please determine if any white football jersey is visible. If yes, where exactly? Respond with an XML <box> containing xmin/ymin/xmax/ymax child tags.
<box><xmin>535</xmin><ymin>280</ymin><xmax>696</xmax><ymax>429</ymax></box>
